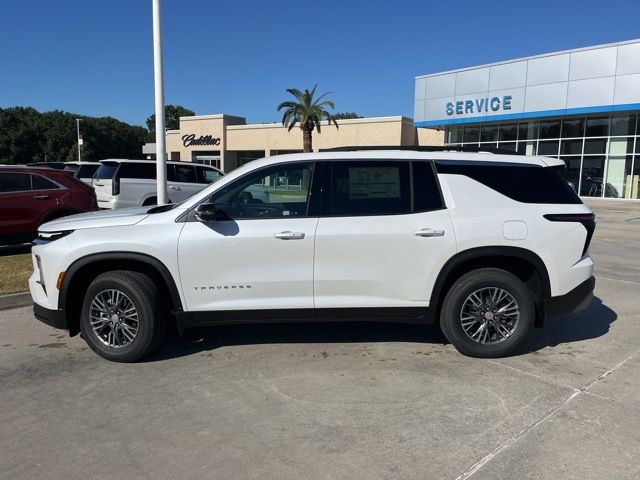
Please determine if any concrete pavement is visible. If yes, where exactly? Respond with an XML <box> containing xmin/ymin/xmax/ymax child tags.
<box><xmin>1</xmin><ymin>201</ymin><xmax>639</xmax><ymax>480</ymax></box>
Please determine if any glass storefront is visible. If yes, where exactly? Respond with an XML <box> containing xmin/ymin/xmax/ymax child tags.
<box><xmin>445</xmin><ymin>113</ymin><xmax>640</xmax><ymax>199</ymax></box>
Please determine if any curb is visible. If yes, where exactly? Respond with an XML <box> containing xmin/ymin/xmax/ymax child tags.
<box><xmin>0</xmin><ymin>292</ymin><xmax>33</xmax><ymax>311</ymax></box>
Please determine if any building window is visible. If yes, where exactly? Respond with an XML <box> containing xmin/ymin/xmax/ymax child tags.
<box><xmin>192</xmin><ymin>151</ymin><xmax>221</xmax><ymax>169</ymax></box>
<box><xmin>443</xmin><ymin>112</ymin><xmax>640</xmax><ymax>199</ymax></box>
<box><xmin>235</xmin><ymin>150</ymin><xmax>266</xmax><ymax>168</ymax></box>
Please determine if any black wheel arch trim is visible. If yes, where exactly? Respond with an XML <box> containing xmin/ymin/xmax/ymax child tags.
<box><xmin>58</xmin><ymin>251</ymin><xmax>184</xmax><ymax>314</ymax></box>
<box><xmin>430</xmin><ymin>246</ymin><xmax>552</xmax><ymax>307</ymax></box>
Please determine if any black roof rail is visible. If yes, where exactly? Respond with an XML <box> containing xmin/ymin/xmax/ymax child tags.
<box><xmin>319</xmin><ymin>145</ymin><xmax>524</xmax><ymax>156</ymax></box>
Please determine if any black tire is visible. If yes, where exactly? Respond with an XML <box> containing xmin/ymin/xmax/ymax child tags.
<box><xmin>80</xmin><ymin>271</ymin><xmax>167</xmax><ymax>362</ymax></box>
<box><xmin>440</xmin><ymin>268</ymin><xmax>534</xmax><ymax>358</ymax></box>
<box><xmin>142</xmin><ymin>197</ymin><xmax>157</xmax><ymax>206</ymax></box>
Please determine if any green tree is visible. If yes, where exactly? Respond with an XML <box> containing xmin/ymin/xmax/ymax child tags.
<box><xmin>0</xmin><ymin>107</ymin><xmax>147</xmax><ymax>164</ymax></box>
<box><xmin>277</xmin><ymin>86</ymin><xmax>338</xmax><ymax>152</ymax></box>
<box><xmin>332</xmin><ymin>112</ymin><xmax>363</xmax><ymax>120</ymax></box>
<box><xmin>146</xmin><ymin>105</ymin><xmax>195</xmax><ymax>140</ymax></box>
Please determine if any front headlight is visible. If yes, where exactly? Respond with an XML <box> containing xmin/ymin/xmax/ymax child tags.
<box><xmin>34</xmin><ymin>230</ymin><xmax>74</xmax><ymax>245</ymax></box>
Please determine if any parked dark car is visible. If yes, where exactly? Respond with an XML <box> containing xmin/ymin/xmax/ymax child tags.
<box><xmin>0</xmin><ymin>166</ymin><xmax>98</xmax><ymax>244</ymax></box>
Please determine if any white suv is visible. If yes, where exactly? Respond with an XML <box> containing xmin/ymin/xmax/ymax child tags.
<box><xmin>93</xmin><ymin>159</ymin><xmax>223</xmax><ymax>209</ymax></box>
<box><xmin>30</xmin><ymin>149</ymin><xmax>595</xmax><ymax>362</ymax></box>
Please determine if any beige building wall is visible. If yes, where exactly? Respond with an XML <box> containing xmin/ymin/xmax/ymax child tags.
<box><xmin>162</xmin><ymin>113</ymin><xmax>444</xmax><ymax>172</ymax></box>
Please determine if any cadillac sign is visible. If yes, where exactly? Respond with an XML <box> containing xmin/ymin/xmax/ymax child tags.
<box><xmin>182</xmin><ymin>134</ymin><xmax>221</xmax><ymax>147</ymax></box>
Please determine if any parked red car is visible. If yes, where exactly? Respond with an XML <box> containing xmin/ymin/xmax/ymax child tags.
<box><xmin>0</xmin><ymin>166</ymin><xmax>98</xmax><ymax>244</ymax></box>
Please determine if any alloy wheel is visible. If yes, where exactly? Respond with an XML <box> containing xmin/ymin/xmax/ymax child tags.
<box><xmin>89</xmin><ymin>289</ymin><xmax>139</xmax><ymax>348</ymax></box>
<box><xmin>459</xmin><ymin>287</ymin><xmax>520</xmax><ymax>345</ymax></box>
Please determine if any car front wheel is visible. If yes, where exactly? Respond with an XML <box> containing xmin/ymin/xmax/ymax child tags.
<box><xmin>440</xmin><ymin>268</ymin><xmax>534</xmax><ymax>358</ymax></box>
<box><xmin>80</xmin><ymin>271</ymin><xmax>167</xmax><ymax>362</ymax></box>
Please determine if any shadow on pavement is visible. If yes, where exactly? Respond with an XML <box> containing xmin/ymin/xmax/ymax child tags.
<box><xmin>0</xmin><ymin>243</ymin><xmax>31</xmax><ymax>257</ymax></box>
<box><xmin>516</xmin><ymin>296</ymin><xmax>616</xmax><ymax>355</ymax></box>
<box><xmin>146</xmin><ymin>321</ymin><xmax>447</xmax><ymax>362</ymax></box>
<box><xmin>145</xmin><ymin>296</ymin><xmax>616</xmax><ymax>362</ymax></box>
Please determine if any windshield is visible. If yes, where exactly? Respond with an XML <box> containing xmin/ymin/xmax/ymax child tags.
<box><xmin>95</xmin><ymin>162</ymin><xmax>119</xmax><ymax>180</ymax></box>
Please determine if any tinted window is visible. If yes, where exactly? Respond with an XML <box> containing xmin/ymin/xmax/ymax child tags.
<box><xmin>31</xmin><ymin>174</ymin><xmax>59</xmax><ymax>190</ymax></box>
<box><xmin>0</xmin><ymin>173</ymin><xmax>31</xmax><ymax>193</ymax></box>
<box><xmin>211</xmin><ymin>162</ymin><xmax>313</xmax><ymax>219</ymax></box>
<box><xmin>198</xmin><ymin>166</ymin><xmax>222</xmax><ymax>184</ymax></box>
<box><xmin>412</xmin><ymin>162</ymin><xmax>444</xmax><ymax>211</ymax></box>
<box><xmin>77</xmin><ymin>164</ymin><xmax>99</xmax><ymax>178</ymax></box>
<box><xmin>174</xmin><ymin>165</ymin><xmax>196</xmax><ymax>183</ymax></box>
<box><xmin>331</xmin><ymin>161</ymin><xmax>411</xmax><ymax>216</ymax></box>
<box><xmin>119</xmin><ymin>162</ymin><xmax>156</xmax><ymax>179</ymax></box>
<box><xmin>435</xmin><ymin>161</ymin><xmax>581</xmax><ymax>204</ymax></box>
<box><xmin>95</xmin><ymin>162</ymin><xmax>120</xmax><ymax>179</ymax></box>
<box><xmin>63</xmin><ymin>164</ymin><xmax>80</xmax><ymax>173</ymax></box>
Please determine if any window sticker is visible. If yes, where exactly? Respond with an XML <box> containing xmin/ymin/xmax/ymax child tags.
<box><xmin>348</xmin><ymin>167</ymin><xmax>401</xmax><ymax>199</ymax></box>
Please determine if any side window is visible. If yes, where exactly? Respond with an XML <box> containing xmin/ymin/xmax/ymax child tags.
<box><xmin>434</xmin><ymin>161</ymin><xmax>581</xmax><ymax>204</ymax></box>
<box><xmin>330</xmin><ymin>161</ymin><xmax>411</xmax><ymax>216</ymax></box>
<box><xmin>198</xmin><ymin>166</ymin><xmax>222</xmax><ymax>184</ymax></box>
<box><xmin>412</xmin><ymin>161</ymin><xmax>444</xmax><ymax>211</ymax></box>
<box><xmin>77</xmin><ymin>164</ymin><xmax>99</xmax><ymax>178</ymax></box>
<box><xmin>166</xmin><ymin>164</ymin><xmax>177</xmax><ymax>182</ymax></box>
<box><xmin>175</xmin><ymin>165</ymin><xmax>197</xmax><ymax>183</ymax></box>
<box><xmin>211</xmin><ymin>162</ymin><xmax>314</xmax><ymax>219</ymax></box>
<box><xmin>0</xmin><ymin>173</ymin><xmax>31</xmax><ymax>193</ymax></box>
<box><xmin>119</xmin><ymin>162</ymin><xmax>156</xmax><ymax>179</ymax></box>
<box><xmin>31</xmin><ymin>174</ymin><xmax>60</xmax><ymax>191</ymax></box>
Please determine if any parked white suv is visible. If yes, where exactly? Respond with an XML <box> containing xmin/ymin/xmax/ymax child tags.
<box><xmin>93</xmin><ymin>159</ymin><xmax>223</xmax><ymax>209</ymax></box>
<box><xmin>30</xmin><ymin>149</ymin><xmax>595</xmax><ymax>362</ymax></box>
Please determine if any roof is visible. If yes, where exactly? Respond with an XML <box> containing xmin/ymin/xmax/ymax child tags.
<box><xmin>236</xmin><ymin>150</ymin><xmax>564</xmax><ymax>169</ymax></box>
<box><xmin>416</xmin><ymin>38</ymin><xmax>640</xmax><ymax>79</ymax></box>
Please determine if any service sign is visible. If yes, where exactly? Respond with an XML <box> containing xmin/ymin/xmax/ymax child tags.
<box><xmin>445</xmin><ymin>95</ymin><xmax>513</xmax><ymax>117</ymax></box>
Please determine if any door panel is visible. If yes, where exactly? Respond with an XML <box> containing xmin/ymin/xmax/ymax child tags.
<box><xmin>314</xmin><ymin>211</ymin><xmax>455</xmax><ymax>308</ymax></box>
<box><xmin>313</xmin><ymin>160</ymin><xmax>456</xmax><ymax>309</ymax></box>
<box><xmin>178</xmin><ymin>161</ymin><xmax>317</xmax><ymax>312</ymax></box>
<box><xmin>178</xmin><ymin>218</ymin><xmax>318</xmax><ymax>311</ymax></box>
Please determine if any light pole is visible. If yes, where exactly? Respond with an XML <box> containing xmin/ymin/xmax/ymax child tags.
<box><xmin>152</xmin><ymin>0</ymin><xmax>168</xmax><ymax>205</ymax></box>
<box><xmin>76</xmin><ymin>118</ymin><xmax>83</xmax><ymax>162</ymax></box>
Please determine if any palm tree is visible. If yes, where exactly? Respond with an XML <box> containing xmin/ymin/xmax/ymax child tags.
<box><xmin>277</xmin><ymin>86</ymin><xmax>338</xmax><ymax>152</ymax></box>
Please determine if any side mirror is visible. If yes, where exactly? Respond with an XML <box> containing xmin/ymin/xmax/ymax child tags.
<box><xmin>194</xmin><ymin>203</ymin><xmax>217</xmax><ymax>222</ymax></box>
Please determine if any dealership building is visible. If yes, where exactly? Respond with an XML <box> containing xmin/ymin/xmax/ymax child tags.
<box><xmin>145</xmin><ymin>115</ymin><xmax>443</xmax><ymax>171</ymax></box>
<box><xmin>414</xmin><ymin>38</ymin><xmax>640</xmax><ymax>199</ymax></box>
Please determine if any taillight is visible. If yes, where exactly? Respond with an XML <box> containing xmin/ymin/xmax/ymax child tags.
<box><xmin>113</xmin><ymin>177</ymin><xmax>120</xmax><ymax>196</ymax></box>
<box><xmin>544</xmin><ymin>213</ymin><xmax>596</xmax><ymax>257</ymax></box>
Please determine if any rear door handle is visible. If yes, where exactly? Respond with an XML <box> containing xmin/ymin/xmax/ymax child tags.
<box><xmin>170</xmin><ymin>186</ymin><xmax>181</xmax><ymax>191</ymax></box>
<box><xmin>273</xmin><ymin>231</ymin><xmax>305</xmax><ymax>240</ymax></box>
<box><xmin>33</xmin><ymin>195</ymin><xmax>50</xmax><ymax>200</ymax></box>
<box><xmin>414</xmin><ymin>228</ymin><xmax>445</xmax><ymax>237</ymax></box>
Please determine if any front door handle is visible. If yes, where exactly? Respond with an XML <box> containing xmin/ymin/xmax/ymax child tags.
<box><xmin>273</xmin><ymin>231</ymin><xmax>305</xmax><ymax>240</ymax></box>
<box><xmin>170</xmin><ymin>186</ymin><xmax>181</xmax><ymax>191</ymax></box>
<box><xmin>414</xmin><ymin>228</ymin><xmax>445</xmax><ymax>237</ymax></box>
<box><xmin>33</xmin><ymin>195</ymin><xmax>50</xmax><ymax>200</ymax></box>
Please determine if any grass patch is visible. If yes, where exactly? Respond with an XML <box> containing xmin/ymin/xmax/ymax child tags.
<box><xmin>0</xmin><ymin>254</ymin><xmax>32</xmax><ymax>295</ymax></box>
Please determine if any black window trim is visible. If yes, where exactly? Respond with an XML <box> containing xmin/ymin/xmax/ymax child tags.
<box><xmin>186</xmin><ymin>160</ymin><xmax>319</xmax><ymax>222</ymax></box>
<box><xmin>0</xmin><ymin>172</ymin><xmax>65</xmax><ymax>195</ymax></box>
<box><xmin>326</xmin><ymin>158</ymin><xmax>445</xmax><ymax>218</ymax></box>
<box><xmin>183</xmin><ymin>158</ymin><xmax>447</xmax><ymax>221</ymax></box>
<box><xmin>434</xmin><ymin>159</ymin><xmax>581</xmax><ymax>205</ymax></box>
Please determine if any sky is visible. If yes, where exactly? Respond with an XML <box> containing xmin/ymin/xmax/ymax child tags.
<box><xmin>1</xmin><ymin>0</ymin><xmax>639</xmax><ymax>127</ymax></box>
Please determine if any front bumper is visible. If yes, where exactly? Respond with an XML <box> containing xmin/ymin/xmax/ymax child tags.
<box><xmin>546</xmin><ymin>276</ymin><xmax>595</xmax><ymax>319</ymax></box>
<box><xmin>34</xmin><ymin>303</ymin><xmax>68</xmax><ymax>330</ymax></box>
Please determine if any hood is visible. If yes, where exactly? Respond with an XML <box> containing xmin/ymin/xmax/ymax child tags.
<box><xmin>39</xmin><ymin>207</ymin><xmax>150</xmax><ymax>232</ymax></box>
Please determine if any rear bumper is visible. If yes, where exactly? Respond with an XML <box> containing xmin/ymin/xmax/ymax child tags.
<box><xmin>546</xmin><ymin>276</ymin><xmax>595</xmax><ymax>319</ymax></box>
<box><xmin>34</xmin><ymin>303</ymin><xmax>68</xmax><ymax>330</ymax></box>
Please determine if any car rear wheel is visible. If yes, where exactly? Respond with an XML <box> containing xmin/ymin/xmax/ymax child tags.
<box><xmin>80</xmin><ymin>271</ymin><xmax>167</xmax><ymax>362</ymax></box>
<box><xmin>440</xmin><ymin>268</ymin><xmax>534</xmax><ymax>358</ymax></box>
